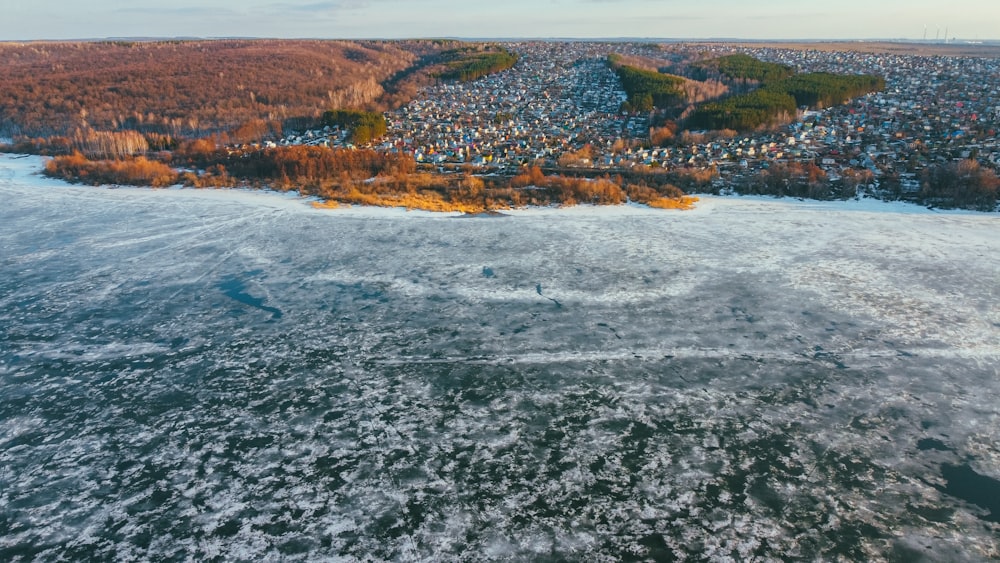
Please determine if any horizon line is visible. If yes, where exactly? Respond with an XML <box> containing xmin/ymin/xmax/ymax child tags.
<box><xmin>3</xmin><ymin>36</ymin><xmax>1000</xmax><ymax>44</ymax></box>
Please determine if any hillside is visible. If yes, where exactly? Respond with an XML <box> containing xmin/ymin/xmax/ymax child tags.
<box><xmin>0</xmin><ymin>40</ymin><xmax>433</xmax><ymax>139</ymax></box>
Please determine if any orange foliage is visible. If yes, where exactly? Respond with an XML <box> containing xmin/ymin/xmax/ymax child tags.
<box><xmin>921</xmin><ymin>159</ymin><xmax>999</xmax><ymax>210</ymax></box>
<box><xmin>42</xmin><ymin>151</ymin><xmax>696</xmax><ymax>213</ymax></box>
<box><xmin>0</xmin><ymin>40</ymin><xmax>420</xmax><ymax>137</ymax></box>
<box><xmin>510</xmin><ymin>165</ymin><xmax>548</xmax><ymax>188</ymax></box>
<box><xmin>627</xmin><ymin>182</ymin><xmax>695</xmax><ymax>209</ymax></box>
<box><xmin>310</xmin><ymin>200</ymin><xmax>340</xmax><ymax>209</ymax></box>
<box><xmin>510</xmin><ymin>166</ymin><xmax>626</xmax><ymax>205</ymax></box>
<box><xmin>557</xmin><ymin>145</ymin><xmax>595</xmax><ymax>168</ymax></box>
<box><xmin>333</xmin><ymin>189</ymin><xmax>489</xmax><ymax>213</ymax></box>
<box><xmin>650</xmin><ymin>126</ymin><xmax>675</xmax><ymax>146</ymax></box>
<box><xmin>45</xmin><ymin>152</ymin><xmax>177</xmax><ymax>187</ymax></box>
<box><xmin>71</xmin><ymin>129</ymin><xmax>148</xmax><ymax>159</ymax></box>
<box><xmin>647</xmin><ymin>196</ymin><xmax>699</xmax><ymax>210</ymax></box>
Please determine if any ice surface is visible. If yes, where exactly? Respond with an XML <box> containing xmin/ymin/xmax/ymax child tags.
<box><xmin>1</xmin><ymin>154</ymin><xmax>999</xmax><ymax>560</ymax></box>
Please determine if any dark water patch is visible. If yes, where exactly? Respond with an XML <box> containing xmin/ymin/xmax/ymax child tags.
<box><xmin>937</xmin><ymin>463</ymin><xmax>1000</xmax><ymax>522</ymax></box>
<box><xmin>889</xmin><ymin>541</ymin><xmax>935</xmax><ymax>563</ymax></box>
<box><xmin>917</xmin><ymin>438</ymin><xmax>953</xmax><ymax>452</ymax></box>
<box><xmin>333</xmin><ymin>281</ymin><xmax>389</xmax><ymax>302</ymax></box>
<box><xmin>831</xmin><ymin>521</ymin><xmax>884</xmax><ymax>560</ymax></box>
<box><xmin>213</xmin><ymin>519</ymin><xmax>241</xmax><ymax>538</ymax></box>
<box><xmin>278</xmin><ymin>536</ymin><xmax>317</xmax><ymax>556</ymax></box>
<box><xmin>635</xmin><ymin>534</ymin><xmax>677</xmax><ymax>562</ymax></box>
<box><xmin>731</xmin><ymin>306</ymin><xmax>756</xmax><ymax>323</ymax></box>
<box><xmin>482</xmin><ymin>266</ymin><xmax>494</xmax><ymax>278</ymax></box>
<box><xmin>907</xmin><ymin>502</ymin><xmax>954</xmax><ymax>523</ymax></box>
<box><xmin>219</xmin><ymin>273</ymin><xmax>283</xmax><ymax>320</ymax></box>
<box><xmin>750</xmin><ymin>479</ymin><xmax>784</xmax><ymax>513</ymax></box>
<box><xmin>812</xmin><ymin>348</ymin><xmax>848</xmax><ymax>369</ymax></box>
<box><xmin>535</xmin><ymin>282</ymin><xmax>562</xmax><ymax>308</ymax></box>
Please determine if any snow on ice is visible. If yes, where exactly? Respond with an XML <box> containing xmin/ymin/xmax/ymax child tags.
<box><xmin>1</xmin><ymin>154</ymin><xmax>999</xmax><ymax>560</ymax></box>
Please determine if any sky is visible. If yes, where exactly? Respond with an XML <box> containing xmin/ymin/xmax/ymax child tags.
<box><xmin>1</xmin><ymin>0</ymin><xmax>997</xmax><ymax>41</ymax></box>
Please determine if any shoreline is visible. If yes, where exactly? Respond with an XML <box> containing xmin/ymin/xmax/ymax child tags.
<box><xmin>2</xmin><ymin>153</ymin><xmax>995</xmax><ymax>218</ymax></box>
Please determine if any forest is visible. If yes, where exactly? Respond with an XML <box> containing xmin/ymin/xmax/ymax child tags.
<box><xmin>0</xmin><ymin>40</ymin><xmax>431</xmax><ymax>140</ymax></box>
<box><xmin>0</xmin><ymin>39</ymin><xmax>525</xmax><ymax>144</ymax></box>
<box><xmin>614</xmin><ymin>51</ymin><xmax>883</xmax><ymax>131</ymax></box>
<box><xmin>437</xmin><ymin>46</ymin><xmax>519</xmax><ymax>82</ymax></box>
<box><xmin>688</xmin><ymin>71</ymin><xmax>885</xmax><ymax>130</ymax></box>
<box><xmin>689</xmin><ymin>54</ymin><xmax>795</xmax><ymax>85</ymax></box>
<box><xmin>779</xmin><ymin>73</ymin><xmax>887</xmax><ymax>109</ymax></box>
<box><xmin>687</xmin><ymin>88</ymin><xmax>798</xmax><ymax>131</ymax></box>
<box><xmin>0</xmin><ymin>38</ymin><xmax>525</xmax><ymax>156</ymax></box>
<box><xmin>608</xmin><ymin>55</ymin><xmax>686</xmax><ymax>111</ymax></box>
<box><xmin>606</xmin><ymin>51</ymin><xmax>859</xmax><ymax>125</ymax></box>
<box><xmin>320</xmin><ymin>110</ymin><xmax>389</xmax><ymax>145</ymax></box>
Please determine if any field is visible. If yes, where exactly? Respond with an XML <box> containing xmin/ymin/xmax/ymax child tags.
<box><xmin>719</xmin><ymin>40</ymin><xmax>1000</xmax><ymax>57</ymax></box>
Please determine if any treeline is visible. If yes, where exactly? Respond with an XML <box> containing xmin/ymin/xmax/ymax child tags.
<box><xmin>70</xmin><ymin>130</ymin><xmax>149</xmax><ymax>159</ymax></box>
<box><xmin>45</xmin><ymin>152</ymin><xmax>178</xmax><ymax>187</ymax></box>
<box><xmin>43</xmin><ymin>149</ymin><xmax>698</xmax><ymax>212</ymax></box>
<box><xmin>608</xmin><ymin>53</ymin><xmax>728</xmax><ymax>110</ymax></box>
<box><xmin>919</xmin><ymin>159</ymin><xmax>998</xmax><ymax>211</ymax></box>
<box><xmin>690</xmin><ymin>54</ymin><xmax>794</xmax><ymax>84</ymax></box>
<box><xmin>688</xmin><ymin>70</ymin><xmax>884</xmax><ymax>130</ymax></box>
<box><xmin>3</xmin><ymin>129</ymin><xmax>180</xmax><ymax>157</ymax></box>
<box><xmin>438</xmin><ymin>46</ymin><xmax>519</xmax><ymax>82</ymax></box>
<box><xmin>319</xmin><ymin>167</ymin><xmax>696</xmax><ymax>211</ymax></box>
<box><xmin>726</xmin><ymin>161</ymin><xmax>850</xmax><ymax>199</ymax></box>
<box><xmin>44</xmin><ymin>146</ymin><xmax>414</xmax><ymax>189</ymax></box>
<box><xmin>214</xmin><ymin>146</ymin><xmax>415</xmax><ymax>189</ymax></box>
<box><xmin>48</xmin><ymin>149</ymin><xmax>996</xmax><ymax>212</ymax></box>
<box><xmin>608</xmin><ymin>55</ymin><xmax>686</xmax><ymax>112</ymax></box>
<box><xmin>688</xmin><ymin>89</ymin><xmax>798</xmax><ymax>130</ymax></box>
<box><xmin>780</xmin><ymin>73</ymin><xmax>886</xmax><ymax>109</ymax></box>
<box><xmin>692</xmin><ymin>158</ymin><xmax>997</xmax><ymax>210</ymax></box>
<box><xmin>321</xmin><ymin>110</ymin><xmax>388</xmax><ymax>145</ymax></box>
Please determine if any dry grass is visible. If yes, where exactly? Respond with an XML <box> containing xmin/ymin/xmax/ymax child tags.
<box><xmin>45</xmin><ymin>152</ymin><xmax>178</xmax><ymax>187</ymax></box>
<box><xmin>646</xmin><ymin>196</ymin><xmax>699</xmax><ymax>210</ymax></box>
<box><xmin>310</xmin><ymin>189</ymin><xmax>696</xmax><ymax>214</ymax></box>
<box><xmin>310</xmin><ymin>200</ymin><xmax>340</xmax><ymax>210</ymax></box>
<box><xmin>330</xmin><ymin>189</ymin><xmax>494</xmax><ymax>213</ymax></box>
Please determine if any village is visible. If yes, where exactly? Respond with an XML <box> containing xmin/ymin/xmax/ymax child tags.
<box><xmin>267</xmin><ymin>41</ymin><xmax>1000</xmax><ymax>195</ymax></box>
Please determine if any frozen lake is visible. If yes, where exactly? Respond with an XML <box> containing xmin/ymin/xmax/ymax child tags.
<box><xmin>1</xmin><ymin>153</ymin><xmax>999</xmax><ymax>561</ymax></box>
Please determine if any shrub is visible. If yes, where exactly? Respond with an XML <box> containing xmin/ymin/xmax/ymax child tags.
<box><xmin>45</xmin><ymin>152</ymin><xmax>178</xmax><ymax>187</ymax></box>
